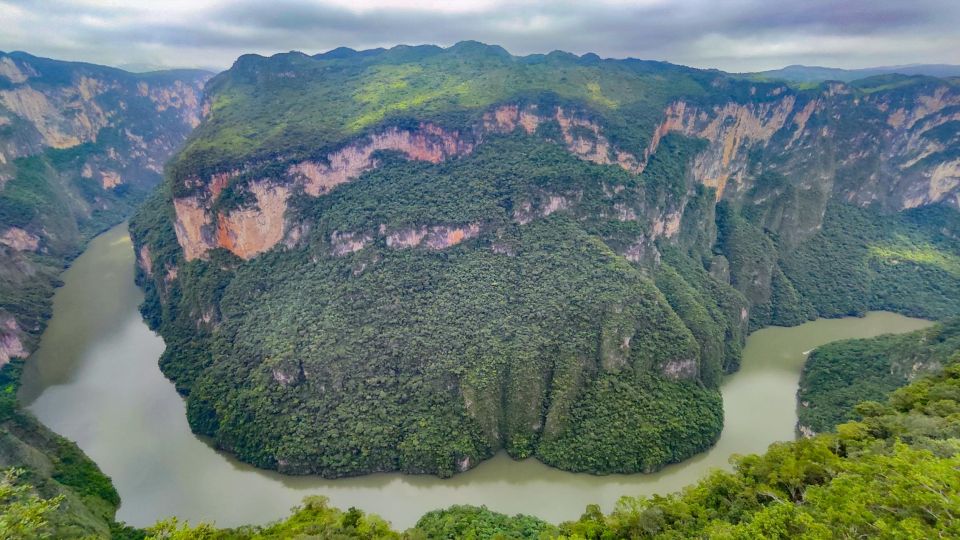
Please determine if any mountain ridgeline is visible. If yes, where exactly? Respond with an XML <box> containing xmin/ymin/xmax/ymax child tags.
<box><xmin>0</xmin><ymin>51</ymin><xmax>209</xmax><ymax>364</ymax></box>
<box><xmin>0</xmin><ymin>51</ymin><xmax>210</xmax><ymax>536</ymax></box>
<box><xmin>130</xmin><ymin>41</ymin><xmax>960</xmax><ymax>478</ymax></box>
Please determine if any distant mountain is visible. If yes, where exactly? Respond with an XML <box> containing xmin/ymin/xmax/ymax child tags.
<box><xmin>749</xmin><ymin>63</ymin><xmax>960</xmax><ymax>83</ymax></box>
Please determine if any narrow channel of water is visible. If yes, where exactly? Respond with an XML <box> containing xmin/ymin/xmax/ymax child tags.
<box><xmin>18</xmin><ymin>223</ymin><xmax>933</xmax><ymax>530</ymax></box>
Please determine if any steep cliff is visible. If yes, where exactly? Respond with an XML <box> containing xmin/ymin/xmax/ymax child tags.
<box><xmin>132</xmin><ymin>42</ymin><xmax>960</xmax><ymax>478</ymax></box>
<box><xmin>0</xmin><ymin>51</ymin><xmax>209</xmax><ymax>367</ymax></box>
<box><xmin>0</xmin><ymin>51</ymin><xmax>210</xmax><ymax>536</ymax></box>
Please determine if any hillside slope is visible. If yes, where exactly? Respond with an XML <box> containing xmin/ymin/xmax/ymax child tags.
<box><xmin>798</xmin><ymin>318</ymin><xmax>960</xmax><ymax>434</ymax></box>
<box><xmin>0</xmin><ymin>50</ymin><xmax>209</xmax><ymax>363</ymax></box>
<box><xmin>0</xmin><ymin>51</ymin><xmax>210</xmax><ymax>536</ymax></box>
<box><xmin>133</xmin><ymin>42</ymin><xmax>960</xmax><ymax>478</ymax></box>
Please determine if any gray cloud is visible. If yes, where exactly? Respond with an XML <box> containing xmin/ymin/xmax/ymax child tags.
<box><xmin>1</xmin><ymin>0</ymin><xmax>958</xmax><ymax>73</ymax></box>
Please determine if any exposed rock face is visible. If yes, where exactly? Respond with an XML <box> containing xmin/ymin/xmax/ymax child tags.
<box><xmin>648</xmin><ymin>82</ymin><xmax>960</xmax><ymax>221</ymax></box>
<box><xmin>173</xmin><ymin>197</ymin><xmax>216</xmax><ymax>261</ymax></box>
<box><xmin>0</xmin><ymin>84</ymin><xmax>107</xmax><ymax>149</ymax></box>
<box><xmin>168</xmin><ymin>66</ymin><xmax>959</xmax><ymax>271</ymax></box>
<box><xmin>174</xmin><ymin>104</ymin><xmax>647</xmax><ymax>260</ymax></box>
<box><xmin>386</xmin><ymin>223</ymin><xmax>481</xmax><ymax>250</ymax></box>
<box><xmin>0</xmin><ymin>53</ymin><xmax>210</xmax><ymax>374</ymax></box>
<box><xmin>0</xmin><ymin>52</ymin><xmax>208</xmax><ymax>169</ymax></box>
<box><xmin>0</xmin><ymin>227</ymin><xmax>40</xmax><ymax>252</ymax></box>
<box><xmin>137</xmin><ymin>245</ymin><xmax>153</xmax><ymax>277</ymax></box>
<box><xmin>647</xmin><ymin>96</ymin><xmax>796</xmax><ymax>200</ymax></box>
<box><xmin>485</xmin><ymin>104</ymin><xmax>643</xmax><ymax>171</ymax></box>
<box><xmin>0</xmin><ymin>315</ymin><xmax>27</xmax><ymax>367</ymax></box>
<box><xmin>330</xmin><ymin>231</ymin><xmax>371</xmax><ymax>255</ymax></box>
<box><xmin>215</xmin><ymin>182</ymin><xmax>291</xmax><ymax>260</ymax></box>
<box><xmin>0</xmin><ymin>57</ymin><xmax>33</xmax><ymax>84</ymax></box>
<box><xmin>145</xmin><ymin>80</ymin><xmax>204</xmax><ymax>128</ymax></box>
<box><xmin>651</xmin><ymin>209</ymin><xmax>683</xmax><ymax>239</ymax></box>
<box><xmin>100</xmin><ymin>171</ymin><xmax>122</xmax><ymax>189</ymax></box>
<box><xmin>291</xmin><ymin>125</ymin><xmax>472</xmax><ymax>197</ymax></box>
<box><xmin>661</xmin><ymin>358</ymin><xmax>699</xmax><ymax>380</ymax></box>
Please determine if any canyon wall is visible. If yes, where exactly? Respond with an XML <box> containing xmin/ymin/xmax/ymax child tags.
<box><xmin>172</xmin><ymin>104</ymin><xmax>652</xmax><ymax>260</ymax></box>
<box><xmin>171</xmin><ymin>79</ymin><xmax>960</xmax><ymax>264</ymax></box>
<box><xmin>0</xmin><ymin>51</ymin><xmax>210</xmax><ymax>366</ymax></box>
<box><xmin>646</xmin><ymin>80</ymin><xmax>960</xmax><ymax>244</ymax></box>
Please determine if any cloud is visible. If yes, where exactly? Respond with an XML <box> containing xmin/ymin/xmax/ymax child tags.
<box><xmin>0</xmin><ymin>0</ymin><xmax>958</xmax><ymax>72</ymax></box>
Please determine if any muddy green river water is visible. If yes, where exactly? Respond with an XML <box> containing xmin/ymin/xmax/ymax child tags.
<box><xmin>18</xmin><ymin>223</ymin><xmax>933</xmax><ymax>529</ymax></box>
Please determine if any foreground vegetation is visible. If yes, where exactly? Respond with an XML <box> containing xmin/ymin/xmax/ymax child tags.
<box><xmin>0</xmin><ymin>361</ymin><xmax>123</xmax><ymax>538</ymax></box>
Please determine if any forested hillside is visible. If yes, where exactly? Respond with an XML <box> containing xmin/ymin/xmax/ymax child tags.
<box><xmin>22</xmin><ymin>324</ymin><xmax>952</xmax><ymax>538</ymax></box>
<box><xmin>0</xmin><ymin>51</ymin><xmax>209</xmax><ymax>363</ymax></box>
<box><xmin>0</xmin><ymin>51</ymin><xmax>210</xmax><ymax>536</ymax></box>
<box><xmin>798</xmin><ymin>318</ymin><xmax>960</xmax><ymax>434</ymax></box>
<box><xmin>133</xmin><ymin>41</ymin><xmax>960</xmax><ymax>478</ymax></box>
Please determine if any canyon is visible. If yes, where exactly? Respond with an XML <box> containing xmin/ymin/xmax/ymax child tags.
<box><xmin>133</xmin><ymin>43</ymin><xmax>960</xmax><ymax>482</ymax></box>
<box><xmin>0</xmin><ymin>41</ymin><xmax>958</xmax><ymax>538</ymax></box>
<box><xmin>171</xmin><ymin>79</ymin><xmax>960</xmax><ymax>263</ymax></box>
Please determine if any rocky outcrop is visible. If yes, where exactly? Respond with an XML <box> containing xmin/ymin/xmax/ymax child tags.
<box><xmin>648</xmin><ymin>82</ymin><xmax>960</xmax><ymax>215</ymax></box>
<box><xmin>485</xmin><ymin>104</ymin><xmax>643</xmax><ymax>171</ymax></box>
<box><xmin>215</xmin><ymin>182</ymin><xmax>291</xmax><ymax>260</ymax></box>
<box><xmin>330</xmin><ymin>231</ymin><xmax>371</xmax><ymax>255</ymax></box>
<box><xmin>100</xmin><ymin>171</ymin><xmax>122</xmax><ymax>189</ymax></box>
<box><xmin>290</xmin><ymin>125</ymin><xmax>472</xmax><ymax>197</ymax></box>
<box><xmin>0</xmin><ymin>227</ymin><xmax>40</xmax><ymax>252</ymax></box>
<box><xmin>171</xmin><ymin>76</ymin><xmax>960</xmax><ymax>263</ymax></box>
<box><xmin>0</xmin><ymin>52</ymin><xmax>208</xmax><ymax>170</ymax></box>
<box><xmin>661</xmin><ymin>358</ymin><xmax>698</xmax><ymax>380</ymax></box>
<box><xmin>0</xmin><ymin>315</ymin><xmax>27</xmax><ymax>367</ymax></box>
<box><xmin>646</xmin><ymin>96</ymin><xmax>797</xmax><ymax>200</ymax></box>
<box><xmin>137</xmin><ymin>245</ymin><xmax>153</xmax><ymax>277</ymax></box>
<box><xmin>173</xmin><ymin>196</ymin><xmax>216</xmax><ymax>261</ymax></box>
<box><xmin>0</xmin><ymin>84</ymin><xmax>107</xmax><ymax>149</ymax></box>
<box><xmin>386</xmin><ymin>223</ymin><xmax>481</xmax><ymax>250</ymax></box>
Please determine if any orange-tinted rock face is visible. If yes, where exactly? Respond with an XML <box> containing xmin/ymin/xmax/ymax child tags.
<box><xmin>100</xmin><ymin>170</ymin><xmax>122</xmax><ymax>189</ymax></box>
<box><xmin>215</xmin><ymin>182</ymin><xmax>290</xmax><ymax>260</ymax></box>
<box><xmin>137</xmin><ymin>245</ymin><xmax>153</xmax><ymax>277</ymax></box>
<box><xmin>648</xmin><ymin>97</ymin><xmax>797</xmax><ymax>200</ymax></box>
<box><xmin>487</xmin><ymin>104</ymin><xmax>643</xmax><ymax>172</ymax></box>
<box><xmin>330</xmin><ymin>231</ymin><xmax>371</xmax><ymax>255</ymax></box>
<box><xmin>175</xmin><ymin>104</ymin><xmax>650</xmax><ymax>261</ymax></box>
<box><xmin>425</xmin><ymin>223</ymin><xmax>481</xmax><ymax>249</ymax></box>
<box><xmin>290</xmin><ymin>126</ymin><xmax>471</xmax><ymax>197</ymax></box>
<box><xmin>173</xmin><ymin>196</ymin><xmax>216</xmax><ymax>260</ymax></box>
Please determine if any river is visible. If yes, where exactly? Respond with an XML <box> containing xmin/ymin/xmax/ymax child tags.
<box><xmin>17</xmin><ymin>223</ymin><xmax>933</xmax><ymax>530</ymax></box>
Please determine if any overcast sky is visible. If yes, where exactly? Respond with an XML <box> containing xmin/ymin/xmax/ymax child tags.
<box><xmin>2</xmin><ymin>0</ymin><xmax>959</xmax><ymax>73</ymax></box>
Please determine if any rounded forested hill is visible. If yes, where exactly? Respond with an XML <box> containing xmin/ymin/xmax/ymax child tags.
<box><xmin>132</xmin><ymin>41</ymin><xmax>960</xmax><ymax>477</ymax></box>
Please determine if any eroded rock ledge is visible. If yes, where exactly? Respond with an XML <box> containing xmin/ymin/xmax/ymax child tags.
<box><xmin>173</xmin><ymin>104</ymin><xmax>648</xmax><ymax>261</ymax></box>
<box><xmin>174</xmin><ymin>80</ymin><xmax>960</xmax><ymax>262</ymax></box>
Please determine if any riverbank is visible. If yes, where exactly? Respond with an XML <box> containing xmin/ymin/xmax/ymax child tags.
<box><xmin>18</xmin><ymin>223</ymin><xmax>934</xmax><ymax>530</ymax></box>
